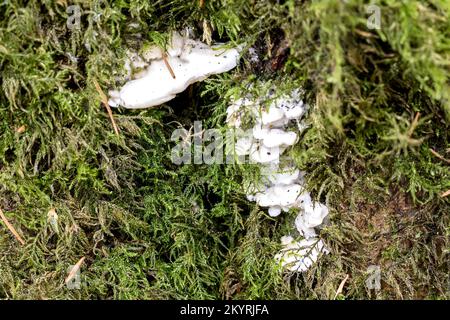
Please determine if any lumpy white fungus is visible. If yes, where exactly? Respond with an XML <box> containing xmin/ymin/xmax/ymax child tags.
<box><xmin>108</xmin><ymin>32</ymin><xmax>240</xmax><ymax>109</ymax></box>
<box><xmin>226</xmin><ymin>88</ymin><xmax>330</xmax><ymax>272</ymax></box>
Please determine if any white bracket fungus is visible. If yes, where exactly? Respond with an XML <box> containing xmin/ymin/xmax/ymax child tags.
<box><xmin>108</xmin><ymin>32</ymin><xmax>241</xmax><ymax>109</ymax></box>
<box><xmin>226</xmin><ymin>88</ymin><xmax>330</xmax><ymax>272</ymax></box>
<box><xmin>295</xmin><ymin>201</ymin><xmax>329</xmax><ymax>239</ymax></box>
<box><xmin>275</xmin><ymin>236</ymin><xmax>329</xmax><ymax>272</ymax></box>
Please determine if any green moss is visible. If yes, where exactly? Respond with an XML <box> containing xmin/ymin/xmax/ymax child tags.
<box><xmin>0</xmin><ymin>0</ymin><xmax>448</xmax><ymax>299</ymax></box>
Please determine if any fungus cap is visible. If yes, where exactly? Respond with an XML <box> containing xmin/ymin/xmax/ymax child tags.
<box><xmin>109</xmin><ymin>33</ymin><xmax>240</xmax><ymax>109</ymax></box>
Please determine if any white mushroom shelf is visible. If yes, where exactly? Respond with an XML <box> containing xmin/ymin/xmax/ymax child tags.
<box><xmin>108</xmin><ymin>32</ymin><xmax>241</xmax><ymax>109</ymax></box>
<box><xmin>226</xmin><ymin>89</ymin><xmax>330</xmax><ymax>272</ymax></box>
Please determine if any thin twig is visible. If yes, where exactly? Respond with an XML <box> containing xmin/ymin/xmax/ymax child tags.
<box><xmin>162</xmin><ymin>53</ymin><xmax>176</xmax><ymax>79</ymax></box>
<box><xmin>334</xmin><ymin>274</ymin><xmax>349</xmax><ymax>299</ymax></box>
<box><xmin>93</xmin><ymin>79</ymin><xmax>120</xmax><ymax>136</ymax></box>
<box><xmin>0</xmin><ymin>208</ymin><xmax>25</xmax><ymax>245</ymax></box>
<box><xmin>441</xmin><ymin>190</ymin><xmax>450</xmax><ymax>198</ymax></box>
<box><xmin>407</xmin><ymin>112</ymin><xmax>420</xmax><ymax>138</ymax></box>
<box><xmin>429</xmin><ymin>148</ymin><xmax>450</xmax><ymax>164</ymax></box>
<box><xmin>65</xmin><ymin>256</ymin><xmax>85</xmax><ymax>284</ymax></box>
